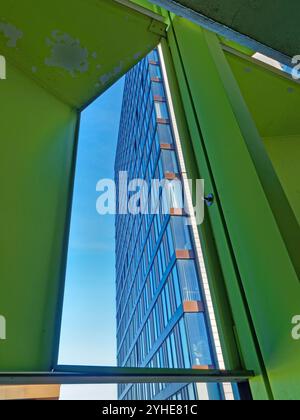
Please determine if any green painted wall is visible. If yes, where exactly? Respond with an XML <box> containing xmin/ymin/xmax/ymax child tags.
<box><xmin>225</xmin><ymin>53</ymin><xmax>300</xmax><ymax>138</ymax></box>
<box><xmin>0</xmin><ymin>62</ymin><xmax>77</xmax><ymax>371</ymax></box>
<box><xmin>0</xmin><ymin>0</ymin><xmax>166</xmax><ymax>373</ymax></box>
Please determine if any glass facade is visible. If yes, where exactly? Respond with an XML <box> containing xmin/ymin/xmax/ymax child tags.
<box><xmin>115</xmin><ymin>49</ymin><xmax>224</xmax><ymax>400</ymax></box>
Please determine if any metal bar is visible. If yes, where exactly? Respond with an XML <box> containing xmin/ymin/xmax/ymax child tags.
<box><xmin>0</xmin><ymin>367</ymin><xmax>254</xmax><ymax>385</ymax></box>
<box><xmin>113</xmin><ymin>0</ymin><xmax>166</xmax><ymax>23</ymax></box>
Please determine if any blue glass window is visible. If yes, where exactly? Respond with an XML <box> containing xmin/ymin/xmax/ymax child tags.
<box><xmin>170</xmin><ymin>332</ymin><xmax>178</xmax><ymax>368</ymax></box>
<box><xmin>152</xmin><ymin>81</ymin><xmax>165</xmax><ymax>97</ymax></box>
<box><xmin>161</xmin><ymin>150</ymin><xmax>178</xmax><ymax>173</ymax></box>
<box><xmin>166</xmin><ymin>337</ymin><xmax>173</xmax><ymax>368</ymax></box>
<box><xmin>185</xmin><ymin>313</ymin><xmax>213</xmax><ymax>367</ymax></box>
<box><xmin>172</xmin><ymin>267</ymin><xmax>182</xmax><ymax>308</ymax></box>
<box><xmin>157</xmin><ymin>123</ymin><xmax>173</xmax><ymax>144</ymax></box>
<box><xmin>148</xmin><ymin>50</ymin><xmax>159</xmax><ymax>62</ymax></box>
<box><xmin>171</xmin><ymin>217</ymin><xmax>192</xmax><ymax>250</ymax></box>
<box><xmin>166</xmin><ymin>224</ymin><xmax>175</xmax><ymax>257</ymax></box>
<box><xmin>154</xmin><ymin>101</ymin><xmax>168</xmax><ymax>119</ymax></box>
<box><xmin>177</xmin><ymin>260</ymin><xmax>202</xmax><ymax>301</ymax></box>
<box><xmin>179</xmin><ymin>318</ymin><xmax>191</xmax><ymax>368</ymax></box>
<box><xmin>164</xmin><ymin>282</ymin><xmax>172</xmax><ymax>320</ymax></box>
<box><xmin>161</xmin><ymin>290</ymin><xmax>168</xmax><ymax>328</ymax></box>
<box><xmin>149</xmin><ymin>64</ymin><xmax>162</xmax><ymax>79</ymax></box>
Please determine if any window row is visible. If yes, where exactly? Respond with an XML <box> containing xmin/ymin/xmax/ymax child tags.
<box><xmin>117</xmin><ymin>216</ymin><xmax>195</xmax><ymax>334</ymax></box>
<box><xmin>117</xmin><ymin>229</ymin><xmax>177</xmax><ymax>362</ymax></box>
<box><xmin>120</xmin><ymin>319</ymin><xmax>192</xmax><ymax>400</ymax></box>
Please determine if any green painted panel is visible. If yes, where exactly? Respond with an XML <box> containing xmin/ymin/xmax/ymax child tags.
<box><xmin>264</xmin><ymin>135</ymin><xmax>300</xmax><ymax>226</ymax></box>
<box><xmin>225</xmin><ymin>53</ymin><xmax>300</xmax><ymax>138</ymax></box>
<box><xmin>226</xmin><ymin>49</ymin><xmax>300</xmax><ymax>227</ymax></box>
<box><xmin>167</xmin><ymin>19</ymin><xmax>270</xmax><ymax>400</ymax></box>
<box><xmin>0</xmin><ymin>0</ymin><xmax>166</xmax><ymax>373</ymax></box>
<box><xmin>0</xmin><ymin>62</ymin><xmax>77</xmax><ymax>371</ymax></box>
<box><xmin>225</xmin><ymin>51</ymin><xmax>300</xmax><ymax>274</ymax></box>
<box><xmin>160</xmin><ymin>38</ymin><xmax>249</xmax><ymax>377</ymax></box>
<box><xmin>0</xmin><ymin>0</ymin><xmax>166</xmax><ymax>109</ymax></box>
<box><xmin>170</xmin><ymin>18</ymin><xmax>300</xmax><ymax>400</ymax></box>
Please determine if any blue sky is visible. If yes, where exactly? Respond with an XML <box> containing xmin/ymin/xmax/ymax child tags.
<box><xmin>59</xmin><ymin>77</ymin><xmax>124</xmax><ymax>400</ymax></box>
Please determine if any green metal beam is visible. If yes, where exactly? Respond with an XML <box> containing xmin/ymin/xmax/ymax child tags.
<box><xmin>0</xmin><ymin>367</ymin><xmax>254</xmax><ymax>385</ymax></box>
<box><xmin>165</xmin><ymin>20</ymin><xmax>270</xmax><ymax>400</ymax></box>
<box><xmin>166</xmin><ymin>16</ymin><xmax>300</xmax><ymax>400</ymax></box>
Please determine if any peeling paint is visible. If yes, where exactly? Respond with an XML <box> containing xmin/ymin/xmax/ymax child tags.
<box><xmin>99</xmin><ymin>61</ymin><xmax>124</xmax><ymax>86</ymax></box>
<box><xmin>133</xmin><ymin>51</ymin><xmax>142</xmax><ymax>60</ymax></box>
<box><xmin>0</xmin><ymin>22</ymin><xmax>23</xmax><ymax>48</ymax></box>
<box><xmin>99</xmin><ymin>73</ymin><xmax>112</xmax><ymax>86</ymax></box>
<box><xmin>114</xmin><ymin>61</ymin><xmax>124</xmax><ymax>75</ymax></box>
<box><xmin>45</xmin><ymin>30</ymin><xmax>89</xmax><ymax>77</ymax></box>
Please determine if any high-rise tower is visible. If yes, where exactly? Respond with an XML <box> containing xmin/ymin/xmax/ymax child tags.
<box><xmin>115</xmin><ymin>48</ymin><xmax>234</xmax><ymax>401</ymax></box>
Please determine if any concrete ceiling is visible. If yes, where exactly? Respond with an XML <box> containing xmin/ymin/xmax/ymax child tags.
<box><xmin>147</xmin><ymin>0</ymin><xmax>299</xmax><ymax>65</ymax></box>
